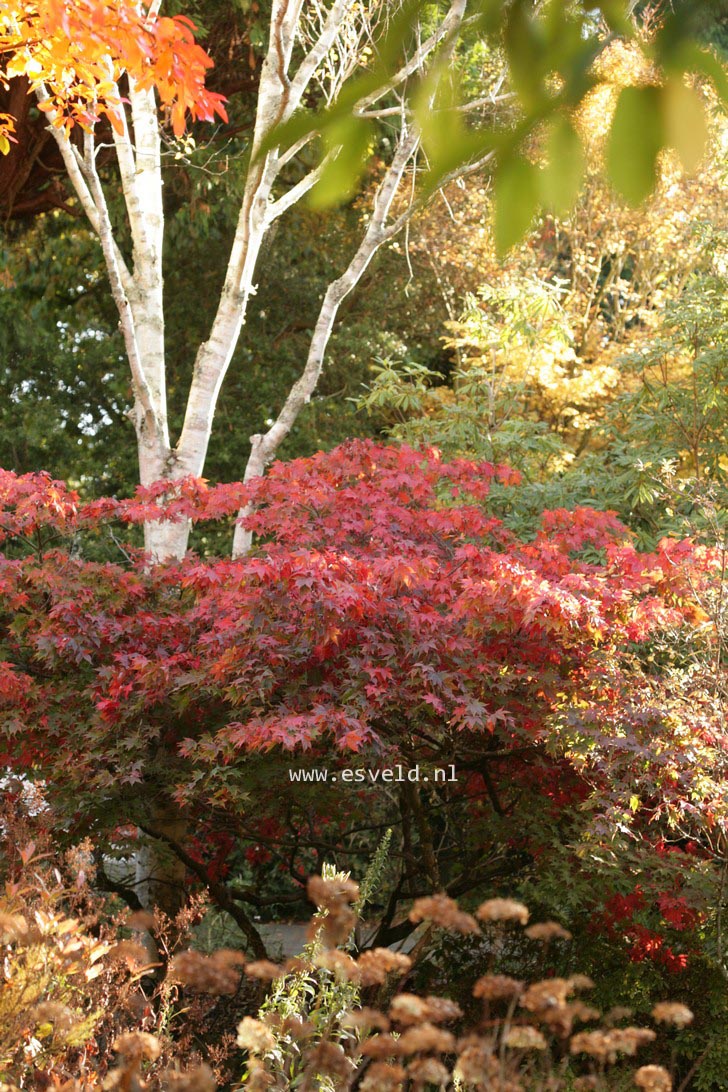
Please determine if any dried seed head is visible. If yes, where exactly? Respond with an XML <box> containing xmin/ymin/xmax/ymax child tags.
<box><xmin>504</xmin><ymin>1026</ymin><xmax>548</xmax><ymax>1050</ymax></box>
<box><xmin>162</xmin><ymin>1065</ymin><xmax>216</xmax><ymax>1092</ymax></box>
<box><xmin>169</xmin><ymin>949</ymin><xmax>245</xmax><ymax>994</ymax></box>
<box><xmin>525</xmin><ymin>921</ymin><xmax>572</xmax><ymax>942</ymax></box>
<box><xmin>409</xmin><ymin>894</ymin><xmax>479</xmax><ymax>934</ymax></box>
<box><xmin>651</xmin><ymin>1002</ymin><xmax>693</xmax><ymax>1028</ymax></box>
<box><xmin>307</xmin><ymin>875</ymin><xmax>359</xmax><ymax>909</ymax></box>
<box><xmin>396</xmin><ymin>1023</ymin><xmax>456</xmax><ymax>1055</ymax></box>
<box><xmin>357</xmin><ymin>948</ymin><xmax>411</xmax><ymax>986</ymax></box>
<box><xmin>520</xmin><ymin>978</ymin><xmax>571</xmax><ymax>1014</ymax></box>
<box><xmin>314</xmin><ymin>949</ymin><xmax>360</xmax><ymax>982</ymax></box>
<box><xmin>342</xmin><ymin>1007</ymin><xmax>391</xmax><ymax>1032</ymax></box>
<box><xmin>113</xmin><ymin>1032</ymin><xmax>161</xmax><ymax>1062</ymax></box>
<box><xmin>236</xmin><ymin>1017</ymin><xmax>276</xmax><ymax>1055</ymax></box>
<box><xmin>244</xmin><ymin>959</ymin><xmax>284</xmax><ymax>982</ymax></box>
<box><xmin>0</xmin><ymin>912</ymin><xmax>28</xmax><ymax>942</ymax></box>
<box><xmin>476</xmin><ymin>898</ymin><xmax>529</xmax><ymax>926</ymax></box>
<box><xmin>473</xmin><ymin>974</ymin><xmax>524</xmax><ymax>1001</ymax></box>
<box><xmin>454</xmin><ymin>1039</ymin><xmax>499</xmax><ymax>1084</ymax></box>
<box><xmin>407</xmin><ymin>1056</ymin><xmax>450</xmax><ymax>1086</ymax></box>
<box><xmin>359</xmin><ymin>1062</ymin><xmax>406</xmax><ymax>1091</ymax></box>
<box><xmin>634</xmin><ymin>1065</ymin><xmax>673</xmax><ymax>1091</ymax></box>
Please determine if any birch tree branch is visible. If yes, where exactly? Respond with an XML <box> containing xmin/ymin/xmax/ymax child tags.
<box><xmin>36</xmin><ymin>86</ymin><xmax>133</xmax><ymax>298</ymax></box>
<box><xmin>265</xmin><ymin>151</ymin><xmax>334</xmax><ymax>223</ymax></box>
<box><xmin>286</xmin><ymin>0</ymin><xmax>355</xmax><ymax>116</ymax></box>
<box><xmin>232</xmin><ymin>124</ymin><xmax>421</xmax><ymax>558</ymax></box>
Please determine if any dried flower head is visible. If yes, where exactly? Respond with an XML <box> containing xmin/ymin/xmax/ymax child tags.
<box><xmin>651</xmin><ymin>1002</ymin><xmax>693</xmax><ymax>1028</ymax></box>
<box><xmin>244</xmin><ymin>959</ymin><xmax>284</xmax><ymax>981</ymax></box>
<box><xmin>525</xmin><ymin>921</ymin><xmax>572</xmax><ymax>942</ymax></box>
<box><xmin>307</xmin><ymin>875</ymin><xmax>359</xmax><ymax>909</ymax></box>
<box><xmin>476</xmin><ymin>898</ymin><xmax>529</xmax><ymax>926</ymax></box>
<box><xmin>389</xmin><ymin>993</ymin><xmax>431</xmax><ymax>1026</ymax></box>
<box><xmin>280</xmin><ymin>1015</ymin><xmax>315</xmax><ymax>1039</ymax></box>
<box><xmin>342</xmin><ymin>1007</ymin><xmax>391</xmax><ymax>1032</ymax></box>
<box><xmin>520</xmin><ymin>978</ymin><xmax>571</xmax><ymax>1014</ymax></box>
<box><xmin>407</xmin><ymin>1056</ymin><xmax>450</xmax><ymax>1086</ymax></box>
<box><xmin>634</xmin><ymin>1065</ymin><xmax>672</xmax><ymax>1091</ymax></box>
<box><xmin>570</xmin><ymin>1027</ymin><xmax>656</xmax><ymax>1061</ymax></box>
<box><xmin>162</xmin><ymin>1065</ymin><xmax>216</xmax><ymax>1092</ymax></box>
<box><xmin>396</xmin><ymin>1023</ymin><xmax>456</xmax><ymax>1055</ymax></box>
<box><xmin>409</xmin><ymin>894</ymin><xmax>479</xmax><ymax>934</ymax></box>
<box><xmin>357</xmin><ymin>947</ymin><xmax>411</xmax><ymax>986</ymax></box>
<box><xmin>314</xmin><ymin>949</ymin><xmax>360</xmax><ymax>982</ymax></box>
<box><xmin>245</xmin><ymin>1057</ymin><xmax>275</xmax><ymax>1091</ymax></box>
<box><xmin>421</xmin><ymin>995</ymin><xmax>463</xmax><ymax>1024</ymax></box>
<box><xmin>389</xmin><ymin>993</ymin><xmax>462</xmax><ymax>1026</ymax></box>
<box><xmin>304</xmin><ymin>1041</ymin><xmax>353</xmax><ymax>1080</ymax></box>
<box><xmin>113</xmin><ymin>1032</ymin><xmax>161</xmax><ymax>1062</ymax></box>
<box><xmin>169</xmin><ymin>949</ymin><xmax>245</xmax><ymax>994</ymax></box>
<box><xmin>310</xmin><ymin>903</ymin><xmax>358</xmax><ymax>947</ymax></box>
<box><xmin>107</xmin><ymin>940</ymin><xmax>151</xmax><ymax>968</ymax></box>
<box><xmin>236</xmin><ymin>1017</ymin><xmax>277</xmax><ymax>1055</ymax></box>
<box><xmin>127</xmin><ymin>909</ymin><xmax>156</xmax><ymax>931</ymax></box>
<box><xmin>568</xmin><ymin>975</ymin><xmax>596</xmax><ymax>992</ymax></box>
<box><xmin>454</xmin><ymin>1039</ymin><xmax>499</xmax><ymax>1084</ymax></box>
<box><xmin>473</xmin><ymin>974</ymin><xmax>524</xmax><ymax>1001</ymax></box>
<box><xmin>359</xmin><ymin>1062</ymin><xmax>406</xmax><ymax>1091</ymax></box>
<box><xmin>360</xmin><ymin>1034</ymin><xmax>402</xmax><ymax>1060</ymax></box>
<box><xmin>504</xmin><ymin>1026</ymin><xmax>548</xmax><ymax>1050</ymax></box>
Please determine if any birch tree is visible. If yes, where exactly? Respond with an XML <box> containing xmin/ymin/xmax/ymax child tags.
<box><xmin>1</xmin><ymin>0</ymin><xmax>499</xmax><ymax>564</ymax></box>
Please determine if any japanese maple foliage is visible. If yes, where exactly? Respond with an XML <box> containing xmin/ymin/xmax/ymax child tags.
<box><xmin>0</xmin><ymin>441</ymin><xmax>724</xmax><ymax>933</ymax></box>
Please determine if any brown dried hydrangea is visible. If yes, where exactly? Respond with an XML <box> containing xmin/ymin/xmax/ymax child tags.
<box><xmin>307</xmin><ymin>875</ymin><xmax>359</xmax><ymax>909</ymax></box>
<box><xmin>0</xmin><ymin>912</ymin><xmax>28</xmax><ymax>941</ymax></box>
<box><xmin>357</xmin><ymin>947</ymin><xmax>411</xmax><ymax>986</ymax></box>
<box><xmin>309</xmin><ymin>904</ymin><xmax>358</xmax><ymax>947</ymax></box>
<box><xmin>524</xmin><ymin>921</ymin><xmax>572</xmax><ymax>942</ymax></box>
<box><xmin>30</xmin><ymin>1002</ymin><xmax>77</xmax><ymax>1035</ymax></box>
<box><xmin>396</xmin><ymin>1023</ymin><xmax>456</xmax><ymax>1055</ymax></box>
<box><xmin>454</xmin><ymin>1037</ymin><xmax>499</xmax><ymax>1084</ymax></box>
<box><xmin>236</xmin><ymin>1017</ymin><xmax>277</xmax><ymax>1055</ymax></box>
<box><xmin>342</xmin><ymin>1007</ymin><xmax>391</xmax><ymax>1032</ymax></box>
<box><xmin>169</xmin><ymin>949</ymin><xmax>246</xmax><ymax>994</ymax></box>
<box><xmin>409</xmin><ymin>894</ymin><xmax>479</xmax><ymax>934</ymax></box>
<box><xmin>112</xmin><ymin>1032</ymin><xmax>161</xmax><ymax>1062</ymax></box>
<box><xmin>407</xmin><ymin>1056</ymin><xmax>450</xmax><ymax>1086</ymax></box>
<box><xmin>161</xmin><ymin>1065</ymin><xmax>216</xmax><ymax>1092</ymax></box>
<box><xmin>389</xmin><ymin>993</ymin><xmax>463</xmax><ymax>1026</ymax></box>
<box><xmin>314</xmin><ymin>948</ymin><xmax>360</xmax><ymax>982</ymax></box>
<box><xmin>570</xmin><ymin>1027</ymin><xmax>656</xmax><ymax>1060</ymax></box>
<box><xmin>634</xmin><ymin>1065</ymin><xmax>673</xmax><ymax>1091</ymax></box>
<box><xmin>473</xmin><ymin>974</ymin><xmax>524</xmax><ymax>1001</ymax></box>
<box><xmin>303</xmin><ymin>1040</ymin><xmax>353</xmax><ymax>1081</ymax></box>
<box><xmin>651</xmin><ymin>1002</ymin><xmax>693</xmax><ymax>1028</ymax></box>
<box><xmin>244</xmin><ymin>959</ymin><xmax>284</xmax><ymax>981</ymax></box>
<box><xmin>504</xmin><ymin>1026</ymin><xmax>548</xmax><ymax>1050</ymax></box>
<box><xmin>107</xmin><ymin>940</ymin><xmax>151</xmax><ymax>968</ymax></box>
<box><xmin>359</xmin><ymin>1062</ymin><xmax>407</xmax><ymax>1091</ymax></box>
<box><xmin>520</xmin><ymin>978</ymin><xmax>572</xmax><ymax>1014</ymax></box>
<box><xmin>476</xmin><ymin>898</ymin><xmax>529</xmax><ymax>926</ymax></box>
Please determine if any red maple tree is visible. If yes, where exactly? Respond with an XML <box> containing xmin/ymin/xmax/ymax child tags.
<box><xmin>0</xmin><ymin>442</ymin><xmax>723</xmax><ymax>952</ymax></box>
